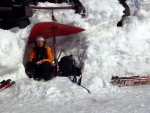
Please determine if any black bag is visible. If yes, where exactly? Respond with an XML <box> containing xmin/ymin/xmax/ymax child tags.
<box><xmin>58</xmin><ymin>55</ymin><xmax>82</xmax><ymax>84</ymax></box>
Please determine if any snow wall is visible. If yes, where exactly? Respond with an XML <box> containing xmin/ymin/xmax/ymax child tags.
<box><xmin>0</xmin><ymin>0</ymin><xmax>150</xmax><ymax>91</ymax></box>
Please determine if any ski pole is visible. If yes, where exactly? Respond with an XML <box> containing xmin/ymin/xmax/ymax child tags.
<box><xmin>79</xmin><ymin>84</ymin><xmax>91</xmax><ymax>94</ymax></box>
<box><xmin>57</xmin><ymin>49</ymin><xmax>64</xmax><ymax>61</ymax></box>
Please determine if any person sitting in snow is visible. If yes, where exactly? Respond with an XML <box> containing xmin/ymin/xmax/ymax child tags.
<box><xmin>25</xmin><ymin>36</ymin><xmax>54</xmax><ymax>81</ymax></box>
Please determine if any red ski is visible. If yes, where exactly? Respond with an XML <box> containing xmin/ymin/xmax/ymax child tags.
<box><xmin>0</xmin><ymin>79</ymin><xmax>15</xmax><ymax>91</ymax></box>
<box><xmin>111</xmin><ymin>76</ymin><xmax>150</xmax><ymax>87</ymax></box>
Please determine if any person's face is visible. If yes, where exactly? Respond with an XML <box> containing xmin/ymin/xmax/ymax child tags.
<box><xmin>37</xmin><ymin>40</ymin><xmax>44</xmax><ymax>47</ymax></box>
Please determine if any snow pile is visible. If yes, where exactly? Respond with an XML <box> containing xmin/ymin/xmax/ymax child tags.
<box><xmin>1</xmin><ymin>0</ymin><xmax>150</xmax><ymax>112</ymax></box>
<box><xmin>0</xmin><ymin>0</ymin><xmax>150</xmax><ymax>89</ymax></box>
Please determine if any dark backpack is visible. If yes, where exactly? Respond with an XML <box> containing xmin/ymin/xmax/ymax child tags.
<box><xmin>58</xmin><ymin>55</ymin><xmax>82</xmax><ymax>84</ymax></box>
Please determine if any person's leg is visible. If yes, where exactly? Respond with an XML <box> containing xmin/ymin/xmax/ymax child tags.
<box><xmin>25</xmin><ymin>62</ymin><xmax>38</xmax><ymax>79</ymax></box>
<box><xmin>40</xmin><ymin>62</ymin><xmax>54</xmax><ymax>81</ymax></box>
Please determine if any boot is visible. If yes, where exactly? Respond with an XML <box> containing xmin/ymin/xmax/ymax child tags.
<box><xmin>43</xmin><ymin>72</ymin><xmax>54</xmax><ymax>81</ymax></box>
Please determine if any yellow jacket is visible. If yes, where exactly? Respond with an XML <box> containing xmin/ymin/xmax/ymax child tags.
<box><xmin>29</xmin><ymin>45</ymin><xmax>53</xmax><ymax>64</ymax></box>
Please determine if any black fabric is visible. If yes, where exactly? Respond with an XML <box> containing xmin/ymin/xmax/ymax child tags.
<box><xmin>38</xmin><ymin>62</ymin><xmax>53</xmax><ymax>80</ymax></box>
<box><xmin>25</xmin><ymin>61</ymin><xmax>53</xmax><ymax>81</ymax></box>
<box><xmin>58</xmin><ymin>55</ymin><xmax>82</xmax><ymax>76</ymax></box>
<box><xmin>34</xmin><ymin>46</ymin><xmax>48</xmax><ymax>61</ymax></box>
<box><xmin>58</xmin><ymin>55</ymin><xmax>82</xmax><ymax>84</ymax></box>
<box><xmin>32</xmin><ymin>58</ymin><xmax>39</xmax><ymax>63</ymax></box>
<box><xmin>58</xmin><ymin>55</ymin><xmax>73</xmax><ymax>76</ymax></box>
<box><xmin>25</xmin><ymin>62</ymin><xmax>38</xmax><ymax>78</ymax></box>
<box><xmin>48</xmin><ymin>0</ymin><xmax>63</xmax><ymax>3</ymax></box>
<box><xmin>0</xmin><ymin>0</ymin><xmax>14</xmax><ymax>7</ymax></box>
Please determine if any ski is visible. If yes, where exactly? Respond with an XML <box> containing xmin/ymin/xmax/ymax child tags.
<box><xmin>111</xmin><ymin>76</ymin><xmax>150</xmax><ymax>87</ymax></box>
<box><xmin>0</xmin><ymin>79</ymin><xmax>15</xmax><ymax>91</ymax></box>
<box><xmin>0</xmin><ymin>79</ymin><xmax>11</xmax><ymax>88</ymax></box>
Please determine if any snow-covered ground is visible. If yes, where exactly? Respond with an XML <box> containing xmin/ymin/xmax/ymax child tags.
<box><xmin>1</xmin><ymin>0</ymin><xmax>150</xmax><ymax>113</ymax></box>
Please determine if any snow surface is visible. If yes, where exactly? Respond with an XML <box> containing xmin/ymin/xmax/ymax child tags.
<box><xmin>1</xmin><ymin>0</ymin><xmax>150</xmax><ymax>113</ymax></box>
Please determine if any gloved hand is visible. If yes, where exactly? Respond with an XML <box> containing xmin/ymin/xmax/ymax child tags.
<box><xmin>36</xmin><ymin>60</ymin><xmax>42</xmax><ymax>65</ymax></box>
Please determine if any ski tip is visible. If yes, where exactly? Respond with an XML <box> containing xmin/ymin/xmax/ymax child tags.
<box><xmin>111</xmin><ymin>76</ymin><xmax>119</xmax><ymax>80</ymax></box>
<box><xmin>11</xmin><ymin>81</ymin><xmax>16</xmax><ymax>85</ymax></box>
<box><xmin>88</xmin><ymin>90</ymin><xmax>91</xmax><ymax>94</ymax></box>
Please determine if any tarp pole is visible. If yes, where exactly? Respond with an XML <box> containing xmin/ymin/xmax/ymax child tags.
<box><xmin>52</xmin><ymin>28</ymin><xmax>57</xmax><ymax>77</ymax></box>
